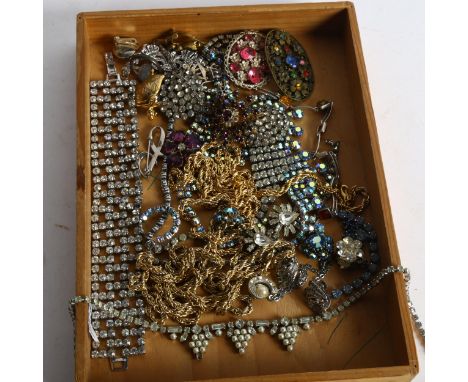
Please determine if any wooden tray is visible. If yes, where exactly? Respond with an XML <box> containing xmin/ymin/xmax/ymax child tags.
<box><xmin>75</xmin><ymin>2</ymin><xmax>419</xmax><ymax>381</ymax></box>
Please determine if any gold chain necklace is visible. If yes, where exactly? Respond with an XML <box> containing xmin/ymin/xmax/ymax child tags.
<box><xmin>130</xmin><ymin>143</ymin><xmax>369</xmax><ymax>325</ymax></box>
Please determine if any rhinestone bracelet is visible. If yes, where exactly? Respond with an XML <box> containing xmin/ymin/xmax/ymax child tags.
<box><xmin>88</xmin><ymin>53</ymin><xmax>146</xmax><ymax>367</ymax></box>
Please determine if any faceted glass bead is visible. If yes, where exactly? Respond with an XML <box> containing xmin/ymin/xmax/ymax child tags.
<box><xmin>240</xmin><ymin>47</ymin><xmax>256</xmax><ymax>60</ymax></box>
<box><xmin>229</xmin><ymin>63</ymin><xmax>240</xmax><ymax>73</ymax></box>
<box><xmin>286</xmin><ymin>55</ymin><xmax>299</xmax><ymax>68</ymax></box>
<box><xmin>247</xmin><ymin>67</ymin><xmax>263</xmax><ymax>84</ymax></box>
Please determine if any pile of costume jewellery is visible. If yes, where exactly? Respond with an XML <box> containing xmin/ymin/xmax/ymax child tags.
<box><xmin>70</xmin><ymin>30</ymin><xmax>424</xmax><ymax>368</ymax></box>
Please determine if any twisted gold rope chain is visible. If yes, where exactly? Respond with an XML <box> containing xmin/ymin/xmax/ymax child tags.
<box><xmin>130</xmin><ymin>143</ymin><xmax>369</xmax><ymax>325</ymax></box>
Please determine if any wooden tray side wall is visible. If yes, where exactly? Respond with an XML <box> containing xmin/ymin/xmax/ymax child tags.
<box><xmin>76</xmin><ymin>12</ymin><xmax>92</xmax><ymax>382</ymax></box>
<box><xmin>340</xmin><ymin>7</ymin><xmax>419</xmax><ymax>374</ymax></box>
<box><xmin>75</xmin><ymin>3</ymin><xmax>418</xmax><ymax>382</ymax></box>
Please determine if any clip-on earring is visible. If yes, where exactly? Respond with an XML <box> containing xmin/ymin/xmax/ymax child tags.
<box><xmin>293</xmin><ymin>99</ymin><xmax>333</xmax><ymax>158</ymax></box>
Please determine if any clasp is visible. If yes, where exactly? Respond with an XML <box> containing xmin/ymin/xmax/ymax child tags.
<box><xmin>104</xmin><ymin>52</ymin><xmax>121</xmax><ymax>82</ymax></box>
<box><xmin>139</xmin><ymin>126</ymin><xmax>166</xmax><ymax>177</ymax></box>
<box><xmin>109</xmin><ymin>357</ymin><xmax>128</xmax><ymax>371</ymax></box>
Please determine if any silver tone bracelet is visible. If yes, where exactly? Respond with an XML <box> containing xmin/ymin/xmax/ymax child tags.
<box><xmin>86</xmin><ymin>52</ymin><xmax>146</xmax><ymax>369</ymax></box>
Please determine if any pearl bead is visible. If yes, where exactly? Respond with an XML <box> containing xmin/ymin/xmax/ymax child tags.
<box><xmin>278</xmin><ymin>333</ymin><xmax>284</xmax><ymax>340</ymax></box>
<box><xmin>215</xmin><ymin>330</ymin><xmax>222</xmax><ymax>336</ymax></box>
<box><xmin>287</xmin><ymin>345</ymin><xmax>293</xmax><ymax>352</ymax></box>
<box><xmin>169</xmin><ymin>333</ymin><xmax>177</xmax><ymax>340</ymax></box>
<box><xmin>258</xmin><ymin>326</ymin><xmax>265</xmax><ymax>333</ymax></box>
<box><xmin>255</xmin><ymin>284</ymin><xmax>270</xmax><ymax>298</ymax></box>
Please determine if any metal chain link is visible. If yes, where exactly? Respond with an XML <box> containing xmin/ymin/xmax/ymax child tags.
<box><xmin>68</xmin><ymin>265</ymin><xmax>425</xmax><ymax>359</ymax></box>
<box><xmin>68</xmin><ymin>296</ymin><xmax>91</xmax><ymax>357</ymax></box>
<box><xmin>401</xmin><ymin>268</ymin><xmax>425</xmax><ymax>338</ymax></box>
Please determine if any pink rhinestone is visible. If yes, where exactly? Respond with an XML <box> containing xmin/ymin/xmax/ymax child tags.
<box><xmin>229</xmin><ymin>63</ymin><xmax>240</xmax><ymax>73</ymax></box>
<box><xmin>248</xmin><ymin>67</ymin><xmax>263</xmax><ymax>84</ymax></box>
<box><xmin>232</xmin><ymin>43</ymin><xmax>241</xmax><ymax>52</ymax></box>
<box><xmin>300</xmin><ymin>59</ymin><xmax>305</xmax><ymax>66</ymax></box>
<box><xmin>240</xmin><ymin>47</ymin><xmax>256</xmax><ymax>60</ymax></box>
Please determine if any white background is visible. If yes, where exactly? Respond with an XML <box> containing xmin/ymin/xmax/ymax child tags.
<box><xmin>43</xmin><ymin>1</ymin><xmax>424</xmax><ymax>381</ymax></box>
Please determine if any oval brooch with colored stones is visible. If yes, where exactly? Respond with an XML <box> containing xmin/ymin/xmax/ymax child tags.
<box><xmin>265</xmin><ymin>30</ymin><xmax>314</xmax><ymax>101</ymax></box>
<box><xmin>224</xmin><ymin>30</ymin><xmax>269</xmax><ymax>89</ymax></box>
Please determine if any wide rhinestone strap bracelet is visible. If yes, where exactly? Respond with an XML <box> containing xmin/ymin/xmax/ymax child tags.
<box><xmin>87</xmin><ymin>53</ymin><xmax>146</xmax><ymax>369</ymax></box>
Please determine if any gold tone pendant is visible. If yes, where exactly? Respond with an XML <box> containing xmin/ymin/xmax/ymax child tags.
<box><xmin>136</xmin><ymin>72</ymin><xmax>165</xmax><ymax>120</ymax></box>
